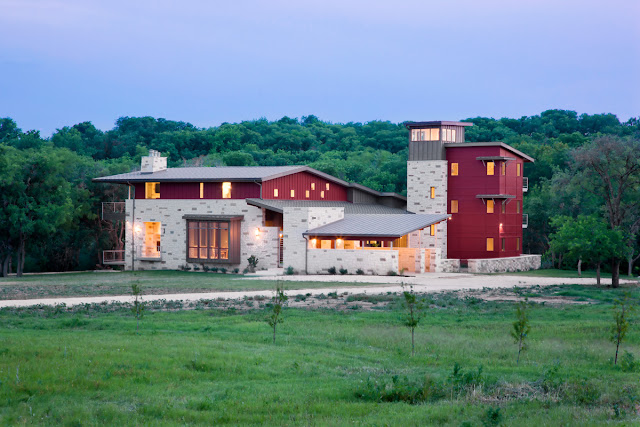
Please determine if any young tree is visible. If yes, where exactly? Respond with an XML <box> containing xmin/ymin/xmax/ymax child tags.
<box><xmin>402</xmin><ymin>285</ymin><xmax>424</xmax><ymax>357</ymax></box>
<box><xmin>131</xmin><ymin>283</ymin><xmax>145</xmax><ymax>333</ymax></box>
<box><xmin>611</xmin><ymin>293</ymin><xmax>634</xmax><ymax>365</ymax></box>
<box><xmin>266</xmin><ymin>281</ymin><xmax>288</xmax><ymax>344</ymax></box>
<box><xmin>511</xmin><ymin>299</ymin><xmax>531</xmax><ymax>365</ymax></box>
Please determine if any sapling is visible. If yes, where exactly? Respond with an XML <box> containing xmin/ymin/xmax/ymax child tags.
<box><xmin>131</xmin><ymin>283</ymin><xmax>145</xmax><ymax>333</ymax></box>
<box><xmin>511</xmin><ymin>298</ymin><xmax>530</xmax><ymax>365</ymax></box>
<box><xmin>402</xmin><ymin>284</ymin><xmax>424</xmax><ymax>357</ymax></box>
<box><xmin>266</xmin><ymin>281</ymin><xmax>288</xmax><ymax>344</ymax></box>
<box><xmin>611</xmin><ymin>292</ymin><xmax>634</xmax><ymax>365</ymax></box>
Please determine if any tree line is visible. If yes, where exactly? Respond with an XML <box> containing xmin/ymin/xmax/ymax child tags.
<box><xmin>0</xmin><ymin>110</ymin><xmax>639</xmax><ymax>280</ymax></box>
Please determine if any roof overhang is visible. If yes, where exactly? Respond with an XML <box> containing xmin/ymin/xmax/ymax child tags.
<box><xmin>303</xmin><ymin>214</ymin><xmax>450</xmax><ymax>239</ymax></box>
<box><xmin>445</xmin><ymin>142</ymin><xmax>535</xmax><ymax>163</ymax></box>
<box><xmin>405</xmin><ymin>121</ymin><xmax>474</xmax><ymax>129</ymax></box>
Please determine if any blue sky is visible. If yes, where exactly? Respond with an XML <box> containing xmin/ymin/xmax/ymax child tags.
<box><xmin>1</xmin><ymin>0</ymin><xmax>638</xmax><ymax>137</ymax></box>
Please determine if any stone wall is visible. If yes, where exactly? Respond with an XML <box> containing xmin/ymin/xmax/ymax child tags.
<box><xmin>124</xmin><ymin>199</ymin><xmax>279</xmax><ymax>271</ymax></box>
<box><xmin>467</xmin><ymin>255</ymin><xmax>541</xmax><ymax>273</ymax></box>
<box><xmin>307</xmin><ymin>249</ymin><xmax>398</xmax><ymax>275</ymax></box>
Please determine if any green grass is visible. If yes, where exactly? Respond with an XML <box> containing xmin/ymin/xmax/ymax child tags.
<box><xmin>502</xmin><ymin>268</ymin><xmax>638</xmax><ymax>280</ymax></box>
<box><xmin>1</xmin><ymin>286</ymin><xmax>640</xmax><ymax>425</ymax></box>
<box><xmin>0</xmin><ymin>271</ymin><xmax>376</xmax><ymax>300</ymax></box>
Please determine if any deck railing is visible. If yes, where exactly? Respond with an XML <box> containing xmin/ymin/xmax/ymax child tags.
<box><xmin>102</xmin><ymin>202</ymin><xmax>125</xmax><ymax>221</ymax></box>
<box><xmin>138</xmin><ymin>246</ymin><xmax>162</xmax><ymax>261</ymax></box>
<box><xmin>103</xmin><ymin>250</ymin><xmax>126</xmax><ymax>265</ymax></box>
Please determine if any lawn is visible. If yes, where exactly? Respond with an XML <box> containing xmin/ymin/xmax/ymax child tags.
<box><xmin>0</xmin><ymin>271</ymin><xmax>376</xmax><ymax>300</ymax></box>
<box><xmin>1</xmin><ymin>285</ymin><xmax>640</xmax><ymax>425</ymax></box>
<box><xmin>502</xmin><ymin>268</ymin><xmax>636</xmax><ymax>280</ymax></box>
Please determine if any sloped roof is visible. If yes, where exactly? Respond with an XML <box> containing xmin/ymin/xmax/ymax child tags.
<box><xmin>303</xmin><ymin>214</ymin><xmax>450</xmax><ymax>238</ymax></box>
<box><xmin>93</xmin><ymin>166</ymin><xmax>305</xmax><ymax>183</ymax></box>
<box><xmin>245</xmin><ymin>199</ymin><xmax>410</xmax><ymax>215</ymax></box>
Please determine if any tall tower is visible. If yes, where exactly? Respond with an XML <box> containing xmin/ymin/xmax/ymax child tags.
<box><xmin>405</xmin><ymin>121</ymin><xmax>473</xmax><ymax>258</ymax></box>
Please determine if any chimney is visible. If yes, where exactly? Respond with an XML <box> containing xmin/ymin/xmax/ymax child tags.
<box><xmin>141</xmin><ymin>149</ymin><xmax>167</xmax><ymax>174</ymax></box>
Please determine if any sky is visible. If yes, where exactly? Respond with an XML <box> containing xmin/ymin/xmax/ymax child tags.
<box><xmin>1</xmin><ymin>0</ymin><xmax>638</xmax><ymax>137</ymax></box>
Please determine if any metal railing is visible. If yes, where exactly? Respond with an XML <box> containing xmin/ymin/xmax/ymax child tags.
<box><xmin>522</xmin><ymin>213</ymin><xmax>528</xmax><ymax>228</ymax></box>
<box><xmin>138</xmin><ymin>246</ymin><xmax>162</xmax><ymax>261</ymax></box>
<box><xmin>103</xmin><ymin>250</ymin><xmax>126</xmax><ymax>265</ymax></box>
<box><xmin>523</xmin><ymin>177</ymin><xmax>529</xmax><ymax>192</ymax></box>
<box><xmin>102</xmin><ymin>202</ymin><xmax>126</xmax><ymax>221</ymax></box>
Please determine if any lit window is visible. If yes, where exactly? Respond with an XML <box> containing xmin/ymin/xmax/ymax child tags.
<box><xmin>517</xmin><ymin>201</ymin><xmax>520</xmax><ymax>213</ymax></box>
<box><xmin>320</xmin><ymin>191</ymin><xmax>325</xmax><ymax>199</ymax></box>
<box><xmin>487</xmin><ymin>200</ymin><xmax>494</xmax><ymax>214</ymax></box>
<box><xmin>487</xmin><ymin>161</ymin><xmax>495</xmax><ymax>176</ymax></box>
<box><xmin>142</xmin><ymin>222</ymin><xmax>161</xmax><ymax>258</ymax></box>
<box><xmin>451</xmin><ymin>200</ymin><xmax>458</xmax><ymax>213</ymax></box>
<box><xmin>431</xmin><ymin>128</ymin><xmax>440</xmax><ymax>141</ymax></box>
<box><xmin>311</xmin><ymin>183</ymin><xmax>315</xmax><ymax>190</ymax></box>
<box><xmin>451</xmin><ymin>163</ymin><xmax>459</xmax><ymax>176</ymax></box>
<box><xmin>222</xmin><ymin>182</ymin><xmax>232</xmax><ymax>199</ymax></box>
<box><xmin>451</xmin><ymin>129</ymin><xmax>456</xmax><ymax>142</ymax></box>
<box><xmin>501</xmin><ymin>238</ymin><xmax>505</xmax><ymax>251</ymax></box>
<box><xmin>430</xmin><ymin>224</ymin><xmax>436</xmax><ymax>236</ymax></box>
<box><xmin>145</xmin><ymin>182</ymin><xmax>160</xmax><ymax>199</ymax></box>
<box><xmin>487</xmin><ymin>238</ymin><xmax>494</xmax><ymax>252</ymax></box>
<box><xmin>430</xmin><ymin>187</ymin><xmax>435</xmax><ymax>199</ymax></box>
<box><xmin>187</xmin><ymin>220</ymin><xmax>230</xmax><ymax>261</ymax></box>
<box><xmin>446</xmin><ymin>129</ymin><xmax>451</xmax><ymax>141</ymax></box>
<box><xmin>305</xmin><ymin>190</ymin><xmax>310</xmax><ymax>198</ymax></box>
<box><xmin>200</xmin><ymin>182</ymin><xmax>204</xmax><ymax>199</ymax></box>
<box><xmin>516</xmin><ymin>237</ymin><xmax>520</xmax><ymax>251</ymax></box>
<box><xmin>290</xmin><ymin>189</ymin><xmax>295</xmax><ymax>198</ymax></box>
<box><xmin>517</xmin><ymin>163</ymin><xmax>521</xmax><ymax>177</ymax></box>
<box><xmin>501</xmin><ymin>162</ymin><xmax>506</xmax><ymax>175</ymax></box>
<box><xmin>326</xmin><ymin>183</ymin><xmax>330</xmax><ymax>190</ymax></box>
<box><xmin>274</xmin><ymin>189</ymin><xmax>279</xmax><ymax>197</ymax></box>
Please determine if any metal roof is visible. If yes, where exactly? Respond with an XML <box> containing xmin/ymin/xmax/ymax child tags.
<box><xmin>92</xmin><ymin>166</ymin><xmax>305</xmax><ymax>183</ymax></box>
<box><xmin>245</xmin><ymin>199</ymin><xmax>411</xmax><ymax>215</ymax></box>
<box><xmin>303</xmin><ymin>214</ymin><xmax>450</xmax><ymax>238</ymax></box>
<box><xmin>445</xmin><ymin>142</ymin><xmax>535</xmax><ymax>163</ymax></box>
<box><xmin>405</xmin><ymin>121</ymin><xmax>474</xmax><ymax>128</ymax></box>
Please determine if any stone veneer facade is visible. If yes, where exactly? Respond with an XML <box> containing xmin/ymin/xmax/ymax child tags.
<box><xmin>124</xmin><ymin>199</ymin><xmax>280</xmax><ymax>271</ymax></box>
<box><xmin>307</xmin><ymin>249</ymin><xmax>399</xmax><ymax>275</ymax></box>
<box><xmin>467</xmin><ymin>255</ymin><xmax>542</xmax><ymax>273</ymax></box>
<box><xmin>407</xmin><ymin>160</ymin><xmax>448</xmax><ymax>258</ymax></box>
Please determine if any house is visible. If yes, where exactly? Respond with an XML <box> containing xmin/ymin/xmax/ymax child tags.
<box><xmin>94</xmin><ymin>121</ymin><xmax>541</xmax><ymax>274</ymax></box>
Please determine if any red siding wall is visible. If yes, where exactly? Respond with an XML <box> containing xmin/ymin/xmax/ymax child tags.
<box><xmin>262</xmin><ymin>171</ymin><xmax>348</xmax><ymax>201</ymax></box>
<box><xmin>446</xmin><ymin>146</ymin><xmax>524</xmax><ymax>261</ymax></box>
<box><xmin>134</xmin><ymin>182</ymin><xmax>260</xmax><ymax>199</ymax></box>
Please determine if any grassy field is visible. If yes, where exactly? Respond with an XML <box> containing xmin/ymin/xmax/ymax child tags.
<box><xmin>1</xmin><ymin>284</ymin><xmax>640</xmax><ymax>425</ymax></box>
<box><xmin>0</xmin><ymin>271</ymin><xmax>377</xmax><ymax>300</ymax></box>
<box><xmin>503</xmin><ymin>268</ymin><xmax>638</xmax><ymax>280</ymax></box>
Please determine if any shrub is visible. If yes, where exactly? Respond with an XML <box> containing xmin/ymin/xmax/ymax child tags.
<box><xmin>328</xmin><ymin>266</ymin><xmax>337</xmax><ymax>275</ymax></box>
<box><xmin>233</xmin><ymin>268</ymin><xmax>239</xmax><ymax>274</ymax></box>
<box><xmin>219</xmin><ymin>268</ymin><xmax>227</xmax><ymax>274</ymax></box>
<box><xmin>355</xmin><ymin>374</ymin><xmax>445</xmax><ymax>404</ymax></box>
<box><xmin>339</xmin><ymin>268</ymin><xmax>348</xmax><ymax>275</ymax></box>
<box><xmin>388</xmin><ymin>270</ymin><xmax>398</xmax><ymax>276</ymax></box>
<box><xmin>202</xmin><ymin>264</ymin><xmax>209</xmax><ymax>272</ymax></box>
<box><xmin>512</xmin><ymin>298</ymin><xmax>531</xmax><ymax>365</ymax></box>
<box><xmin>266</xmin><ymin>281</ymin><xmax>288</xmax><ymax>344</ymax></box>
<box><xmin>211</xmin><ymin>267</ymin><xmax>218</xmax><ymax>273</ymax></box>
<box><xmin>482</xmin><ymin>407</ymin><xmax>502</xmax><ymax>427</ymax></box>
<box><xmin>356</xmin><ymin>268</ymin><xmax>365</xmax><ymax>275</ymax></box>
<box><xmin>285</xmin><ymin>266</ymin><xmax>295</xmax><ymax>275</ymax></box>
<box><xmin>247</xmin><ymin>255</ymin><xmax>259</xmax><ymax>273</ymax></box>
<box><xmin>621</xmin><ymin>351</ymin><xmax>637</xmax><ymax>372</ymax></box>
<box><xmin>193</xmin><ymin>265</ymin><xmax>200</xmax><ymax>271</ymax></box>
<box><xmin>611</xmin><ymin>292</ymin><xmax>634</xmax><ymax>365</ymax></box>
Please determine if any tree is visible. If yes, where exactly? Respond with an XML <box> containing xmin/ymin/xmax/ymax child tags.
<box><xmin>511</xmin><ymin>299</ymin><xmax>531</xmax><ymax>365</ymax></box>
<box><xmin>571</xmin><ymin>136</ymin><xmax>640</xmax><ymax>287</ymax></box>
<box><xmin>266</xmin><ymin>282</ymin><xmax>288</xmax><ymax>344</ymax></box>
<box><xmin>131</xmin><ymin>283</ymin><xmax>145</xmax><ymax>333</ymax></box>
<box><xmin>402</xmin><ymin>285</ymin><xmax>424</xmax><ymax>357</ymax></box>
<box><xmin>611</xmin><ymin>293</ymin><xmax>634</xmax><ymax>365</ymax></box>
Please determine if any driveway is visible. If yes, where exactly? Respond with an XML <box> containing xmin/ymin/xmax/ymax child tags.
<box><xmin>0</xmin><ymin>273</ymin><xmax>635</xmax><ymax>308</ymax></box>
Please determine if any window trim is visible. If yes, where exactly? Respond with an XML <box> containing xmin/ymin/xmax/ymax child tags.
<box><xmin>183</xmin><ymin>215</ymin><xmax>242</xmax><ymax>264</ymax></box>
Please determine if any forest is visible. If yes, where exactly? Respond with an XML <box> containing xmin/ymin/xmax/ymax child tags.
<box><xmin>0</xmin><ymin>110</ymin><xmax>639</xmax><ymax>279</ymax></box>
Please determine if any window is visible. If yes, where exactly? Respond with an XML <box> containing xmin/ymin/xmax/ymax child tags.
<box><xmin>451</xmin><ymin>129</ymin><xmax>456</xmax><ymax>142</ymax></box>
<box><xmin>187</xmin><ymin>221</ymin><xmax>229</xmax><ymax>260</ymax></box>
<box><xmin>501</xmin><ymin>202</ymin><xmax>506</xmax><ymax>214</ymax></box>
<box><xmin>290</xmin><ymin>189</ymin><xmax>295</xmax><ymax>198</ymax></box>
<box><xmin>451</xmin><ymin>163</ymin><xmax>459</xmax><ymax>176</ymax></box>
<box><xmin>321</xmin><ymin>191</ymin><xmax>325</xmax><ymax>198</ymax></box>
<box><xmin>145</xmin><ymin>182</ymin><xmax>160</xmax><ymax>199</ymax></box>
<box><xmin>516</xmin><ymin>237</ymin><xmax>520</xmax><ymax>251</ymax></box>
<box><xmin>516</xmin><ymin>201</ymin><xmax>520</xmax><ymax>213</ymax></box>
<box><xmin>142</xmin><ymin>222</ymin><xmax>161</xmax><ymax>258</ymax></box>
<box><xmin>430</xmin><ymin>187</ymin><xmax>435</xmax><ymax>199</ymax></box>
<box><xmin>487</xmin><ymin>161</ymin><xmax>495</xmax><ymax>176</ymax></box>
<box><xmin>222</xmin><ymin>182</ymin><xmax>232</xmax><ymax>199</ymax></box>
<box><xmin>451</xmin><ymin>200</ymin><xmax>458</xmax><ymax>213</ymax></box>
<box><xmin>410</xmin><ymin>128</ymin><xmax>440</xmax><ymax>141</ymax></box>
<box><xmin>517</xmin><ymin>163</ymin><xmax>521</xmax><ymax>177</ymax></box>
<box><xmin>311</xmin><ymin>183</ymin><xmax>315</xmax><ymax>190</ymax></box>
<box><xmin>501</xmin><ymin>238</ymin><xmax>505</xmax><ymax>251</ymax></box>
<box><xmin>326</xmin><ymin>183</ymin><xmax>330</xmax><ymax>190</ymax></box>
<box><xmin>200</xmin><ymin>182</ymin><xmax>204</xmax><ymax>199</ymax></box>
<box><xmin>486</xmin><ymin>238</ymin><xmax>494</xmax><ymax>251</ymax></box>
<box><xmin>501</xmin><ymin>162</ymin><xmax>506</xmax><ymax>175</ymax></box>
<box><xmin>430</xmin><ymin>224</ymin><xmax>436</xmax><ymax>236</ymax></box>
<box><xmin>305</xmin><ymin>190</ymin><xmax>310</xmax><ymax>198</ymax></box>
<box><xmin>487</xmin><ymin>199</ymin><xmax>494</xmax><ymax>214</ymax></box>
<box><xmin>274</xmin><ymin>189</ymin><xmax>279</xmax><ymax>198</ymax></box>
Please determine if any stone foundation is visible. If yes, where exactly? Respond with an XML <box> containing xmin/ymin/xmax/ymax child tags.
<box><xmin>467</xmin><ymin>255</ymin><xmax>541</xmax><ymax>273</ymax></box>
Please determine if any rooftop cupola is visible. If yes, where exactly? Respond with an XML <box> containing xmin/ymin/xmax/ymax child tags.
<box><xmin>405</xmin><ymin>121</ymin><xmax>473</xmax><ymax>161</ymax></box>
<box><xmin>141</xmin><ymin>149</ymin><xmax>167</xmax><ymax>174</ymax></box>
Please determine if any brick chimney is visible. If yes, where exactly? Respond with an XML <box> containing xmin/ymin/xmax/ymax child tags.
<box><xmin>141</xmin><ymin>149</ymin><xmax>167</xmax><ymax>174</ymax></box>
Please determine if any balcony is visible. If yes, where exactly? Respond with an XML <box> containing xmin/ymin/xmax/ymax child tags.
<box><xmin>102</xmin><ymin>202</ymin><xmax>125</xmax><ymax>221</ymax></box>
<box><xmin>523</xmin><ymin>177</ymin><xmax>528</xmax><ymax>192</ymax></box>
<box><xmin>522</xmin><ymin>213</ymin><xmax>528</xmax><ymax>228</ymax></box>
<box><xmin>138</xmin><ymin>246</ymin><xmax>162</xmax><ymax>261</ymax></box>
<box><xmin>103</xmin><ymin>250</ymin><xmax>125</xmax><ymax>265</ymax></box>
